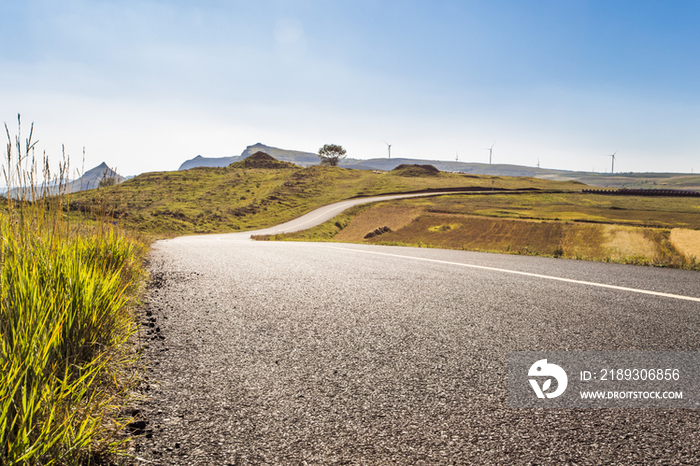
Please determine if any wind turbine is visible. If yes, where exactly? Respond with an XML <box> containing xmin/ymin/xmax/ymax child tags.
<box><xmin>383</xmin><ymin>141</ymin><xmax>392</xmax><ymax>159</ymax></box>
<box><xmin>608</xmin><ymin>152</ymin><xmax>617</xmax><ymax>174</ymax></box>
<box><xmin>485</xmin><ymin>141</ymin><xmax>495</xmax><ymax>164</ymax></box>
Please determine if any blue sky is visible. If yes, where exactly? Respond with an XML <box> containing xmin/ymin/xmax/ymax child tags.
<box><xmin>2</xmin><ymin>0</ymin><xmax>699</xmax><ymax>177</ymax></box>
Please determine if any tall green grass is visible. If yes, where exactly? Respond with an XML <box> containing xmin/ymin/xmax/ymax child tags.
<box><xmin>1</xmin><ymin>116</ymin><xmax>147</xmax><ymax>465</ymax></box>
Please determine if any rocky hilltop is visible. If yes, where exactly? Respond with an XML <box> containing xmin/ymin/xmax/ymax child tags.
<box><xmin>178</xmin><ymin>143</ymin><xmax>319</xmax><ymax>170</ymax></box>
<box><xmin>75</xmin><ymin>162</ymin><xmax>124</xmax><ymax>190</ymax></box>
<box><xmin>228</xmin><ymin>151</ymin><xmax>298</xmax><ymax>169</ymax></box>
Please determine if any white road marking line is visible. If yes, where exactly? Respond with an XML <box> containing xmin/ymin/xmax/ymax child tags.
<box><xmin>326</xmin><ymin>246</ymin><xmax>700</xmax><ymax>303</ymax></box>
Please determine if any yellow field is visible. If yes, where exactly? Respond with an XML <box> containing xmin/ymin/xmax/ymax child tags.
<box><xmin>670</xmin><ymin>228</ymin><xmax>700</xmax><ymax>259</ymax></box>
<box><xmin>601</xmin><ymin>225</ymin><xmax>660</xmax><ymax>261</ymax></box>
<box><xmin>254</xmin><ymin>187</ymin><xmax>700</xmax><ymax>270</ymax></box>
<box><xmin>358</xmin><ymin>213</ymin><xmax>565</xmax><ymax>255</ymax></box>
<box><xmin>350</xmin><ymin>212</ymin><xmax>681</xmax><ymax>265</ymax></box>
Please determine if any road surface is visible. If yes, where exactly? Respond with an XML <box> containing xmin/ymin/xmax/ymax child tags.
<box><xmin>131</xmin><ymin>202</ymin><xmax>700</xmax><ymax>465</ymax></box>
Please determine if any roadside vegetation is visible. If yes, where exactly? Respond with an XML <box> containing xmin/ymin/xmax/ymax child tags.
<box><xmin>1</xmin><ymin>118</ymin><xmax>147</xmax><ymax>465</ymax></box>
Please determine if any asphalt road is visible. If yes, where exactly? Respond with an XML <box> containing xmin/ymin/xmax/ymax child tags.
<box><xmin>132</xmin><ymin>221</ymin><xmax>700</xmax><ymax>464</ymax></box>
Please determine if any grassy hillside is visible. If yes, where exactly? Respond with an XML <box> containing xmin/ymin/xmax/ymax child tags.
<box><xmin>339</xmin><ymin>157</ymin><xmax>700</xmax><ymax>190</ymax></box>
<box><xmin>71</xmin><ymin>161</ymin><xmax>585</xmax><ymax>236</ymax></box>
<box><xmin>541</xmin><ymin>172</ymin><xmax>700</xmax><ymax>190</ymax></box>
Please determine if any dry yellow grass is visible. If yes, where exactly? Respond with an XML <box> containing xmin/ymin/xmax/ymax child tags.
<box><xmin>335</xmin><ymin>203</ymin><xmax>686</xmax><ymax>266</ymax></box>
<box><xmin>334</xmin><ymin>204</ymin><xmax>424</xmax><ymax>241</ymax></box>
<box><xmin>561</xmin><ymin>224</ymin><xmax>605</xmax><ymax>259</ymax></box>
<box><xmin>670</xmin><ymin>228</ymin><xmax>700</xmax><ymax>259</ymax></box>
<box><xmin>602</xmin><ymin>225</ymin><xmax>661</xmax><ymax>260</ymax></box>
<box><xmin>365</xmin><ymin>212</ymin><xmax>565</xmax><ymax>256</ymax></box>
<box><xmin>428</xmin><ymin>223</ymin><xmax>462</xmax><ymax>232</ymax></box>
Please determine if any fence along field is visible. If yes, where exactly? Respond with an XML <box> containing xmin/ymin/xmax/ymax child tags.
<box><xmin>1</xmin><ymin>117</ymin><xmax>147</xmax><ymax>465</ymax></box>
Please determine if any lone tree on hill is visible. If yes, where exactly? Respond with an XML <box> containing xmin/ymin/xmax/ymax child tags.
<box><xmin>317</xmin><ymin>144</ymin><xmax>347</xmax><ymax>167</ymax></box>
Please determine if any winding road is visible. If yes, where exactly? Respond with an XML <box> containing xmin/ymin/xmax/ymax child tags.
<box><xmin>132</xmin><ymin>193</ymin><xmax>700</xmax><ymax>465</ymax></box>
<box><xmin>193</xmin><ymin>190</ymin><xmax>496</xmax><ymax>239</ymax></box>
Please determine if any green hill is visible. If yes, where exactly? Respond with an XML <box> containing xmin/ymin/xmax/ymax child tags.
<box><xmin>70</xmin><ymin>161</ymin><xmax>584</xmax><ymax>236</ymax></box>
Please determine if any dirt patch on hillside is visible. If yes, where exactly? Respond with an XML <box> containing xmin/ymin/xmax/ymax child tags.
<box><xmin>334</xmin><ymin>205</ymin><xmax>425</xmax><ymax>242</ymax></box>
<box><xmin>368</xmin><ymin>213</ymin><xmax>565</xmax><ymax>256</ymax></box>
<box><xmin>350</xmin><ymin>207</ymin><xmax>688</xmax><ymax>265</ymax></box>
<box><xmin>390</xmin><ymin>164</ymin><xmax>441</xmax><ymax>177</ymax></box>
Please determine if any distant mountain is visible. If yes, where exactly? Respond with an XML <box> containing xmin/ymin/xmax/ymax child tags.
<box><xmin>4</xmin><ymin>162</ymin><xmax>125</xmax><ymax>198</ymax></box>
<box><xmin>178</xmin><ymin>154</ymin><xmax>239</xmax><ymax>170</ymax></box>
<box><xmin>71</xmin><ymin>162</ymin><xmax>124</xmax><ymax>191</ymax></box>
<box><xmin>179</xmin><ymin>144</ymin><xmax>565</xmax><ymax>176</ymax></box>
<box><xmin>178</xmin><ymin>143</ymin><xmax>319</xmax><ymax>170</ymax></box>
<box><xmin>338</xmin><ymin>157</ymin><xmax>551</xmax><ymax>176</ymax></box>
<box><xmin>240</xmin><ymin>143</ymin><xmax>319</xmax><ymax>166</ymax></box>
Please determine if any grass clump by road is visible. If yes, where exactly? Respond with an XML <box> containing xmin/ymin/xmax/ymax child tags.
<box><xmin>1</xmin><ymin>118</ymin><xmax>147</xmax><ymax>465</ymax></box>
